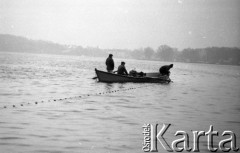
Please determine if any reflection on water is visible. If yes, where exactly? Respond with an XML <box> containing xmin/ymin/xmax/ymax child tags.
<box><xmin>105</xmin><ymin>83</ymin><xmax>114</xmax><ymax>91</ymax></box>
<box><xmin>0</xmin><ymin>52</ymin><xmax>240</xmax><ymax>153</ymax></box>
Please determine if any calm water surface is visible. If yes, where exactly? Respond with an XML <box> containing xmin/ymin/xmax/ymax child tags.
<box><xmin>0</xmin><ymin>52</ymin><xmax>240</xmax><ymax>153</ymax></box>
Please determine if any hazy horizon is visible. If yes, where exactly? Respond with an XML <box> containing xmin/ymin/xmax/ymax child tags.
<box><xmin>1</xmin><ymin>0</ymin><xmax>240</xmax><ymax>50</ymax></box>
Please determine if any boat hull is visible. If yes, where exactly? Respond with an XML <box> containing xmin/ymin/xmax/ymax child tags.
<box><xmin>95</xmin><ymin>69</ymin><xmax>171</xmax><ymax>83</ymax></box>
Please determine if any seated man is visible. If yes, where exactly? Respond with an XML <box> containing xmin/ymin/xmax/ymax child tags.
<box><xmin>159</xmin><ymin>64</ymin><xmax>173</xmax><ymax>76</ymax></box>
<box><xmin>117</xmin><ymin>62</ymin><xmax>128</xmax><ymax>75</ymax></box>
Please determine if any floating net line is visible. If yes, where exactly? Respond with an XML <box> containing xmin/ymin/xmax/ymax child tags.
<box><xmin>1</xmin><ymin>85</ymin><xmax>155</xmax><ymax>110</ymax></box>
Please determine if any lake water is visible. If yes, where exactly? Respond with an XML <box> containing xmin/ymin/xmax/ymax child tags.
<box><xmin>0</xmin><ymin>52</ymin><xmax>240</xmax><ymax>153</ymax></box>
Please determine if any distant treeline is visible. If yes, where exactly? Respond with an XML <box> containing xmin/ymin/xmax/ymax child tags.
<box><xmin>0</xmin><ymin>34</ymin><xmax>129</xmax><ymax>57</ymax></box>
<box><xmin>131</xmin><ymin>45</ymin><xmax>240</xmax><ymax>65</ymax></box>
<box><xmin>0</xmin><ymin>34</ymin><xmax>240</xmax><ymax>65</ymax></box>
<box><xmin>0</xmin><ymin>34</ymin><xmax>66</xmax><ymax>54</ymax></box>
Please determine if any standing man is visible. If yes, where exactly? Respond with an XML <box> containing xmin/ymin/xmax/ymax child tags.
<box><xmin>159</xmin><ymin>64</ymin><xmax>173</xmax><ymax>76</ymax></box>
<box><xmin>105</xmin><ymin>54</ymin><xmax>114</xmax><ymax>73</ymax></box>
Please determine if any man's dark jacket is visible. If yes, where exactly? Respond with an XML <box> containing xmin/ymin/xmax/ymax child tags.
<box><xmin>105</xmin><ymin>57</ymin><xmax>114</xmax><ymax>70</ymax></box>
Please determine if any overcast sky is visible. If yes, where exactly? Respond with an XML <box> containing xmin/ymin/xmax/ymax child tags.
<box><xmin>0</xmin><ymin>0</ymin><xmax>240</xmax><ymax>50</ymax></box>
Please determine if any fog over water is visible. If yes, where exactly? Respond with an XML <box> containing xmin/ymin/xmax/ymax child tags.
<box><xmin>1</xmin><ymin>0</ymin><xmax>240</xmax><ymax>49</ymax></box>
<box><xmin>0</xmin><ymin>52</ymin><xmax>239</xmax><ymax>152</ymax></box>
<box><xmin>1</xmin><ymin>0</ymin><xmax>240</xmax><ymax>152</ymax></box>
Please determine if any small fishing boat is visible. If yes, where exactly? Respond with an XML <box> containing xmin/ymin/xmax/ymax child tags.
<box><xmin>95</xmin><ymin>68</ymin><xmax>171</xmax><ymax>83</ymax></box>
